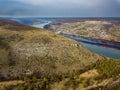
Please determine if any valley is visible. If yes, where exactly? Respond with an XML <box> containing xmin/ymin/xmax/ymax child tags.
<box><xmin>0</xmin><ymin>19</ymin><xmax>120</xmax><ymax>90</ymax></box>
<box><xmin>46</xmin><ymin>19</ymin><xmax>120</xmax><ymax>43</ymax></box>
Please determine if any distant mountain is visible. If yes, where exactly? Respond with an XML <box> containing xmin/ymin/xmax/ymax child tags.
<box><xmin>0</xmin><ymin>17</ymin><xmax>55</xmax><ymax>25</ymax></box>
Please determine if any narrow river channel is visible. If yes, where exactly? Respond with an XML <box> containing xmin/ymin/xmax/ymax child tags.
<box><xmin>32</xmin><ymin>21</ymin><xmax>120</xmax><ymax>59</ymax></box>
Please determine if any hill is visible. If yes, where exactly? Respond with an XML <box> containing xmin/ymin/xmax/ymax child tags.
<box><xmin>0</xmin><ymin>20</ymin><xmax>103</xmax><ymax>80</ymax></box>
<box><xmin>46</xmin><ymin>20</ymin><xmax>120</xmax><ymax>43</ymax></box>
<box><xmin>0</xmin><ymin>20</ymin><xmax>120</xmax><ymax>90</ymax></box>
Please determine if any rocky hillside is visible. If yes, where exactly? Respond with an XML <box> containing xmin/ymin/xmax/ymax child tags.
<box><xmin>0</xmin><ymin>20</ymin><xmax>104</xmax><ymax>81</ymax></box>
<box><xmin>47</xmin><ymin>20</ymin><xmax>120</xmax><ymax>42</ymax></box>
<box><xmin>0</xmin><ymin>20</ymin><xmax>120</xmax><ymax>90</ymax></box>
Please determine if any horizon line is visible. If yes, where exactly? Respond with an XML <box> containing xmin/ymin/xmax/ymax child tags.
<box><xmin>0</xmin><ymin>16</ymin><xmax>120</xmax><ymax>18</ymax></box>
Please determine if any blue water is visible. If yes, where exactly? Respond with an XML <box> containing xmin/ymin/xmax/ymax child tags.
<box><xmin>81</xmin><ymin>43</ymin><xmax>120</xmax><ymax>59</ymax></box>
<box><xmin>62</xmin><ymin>34</ymin><xmax>120</xmax><ymax>50</ymax></box>
<box><xmin>32</xmin><ymin>21</ymin><xmax>51</xmax><ymax>28</ymax></box>
<box><xmin>1</xmin><ymin>17</ymin><xmax>120</xmax><ymax>59</ymax></box>
<box><xmin>31</xmin><ymin>21</ymin><xmax>120</xmax><ymax>59</ymax></box>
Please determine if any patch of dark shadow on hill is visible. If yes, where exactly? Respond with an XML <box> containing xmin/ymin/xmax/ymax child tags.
<box><xmin>0</xmin><ymin>20</ymin><xmax>37</xmax><ymax>31</ymax></box>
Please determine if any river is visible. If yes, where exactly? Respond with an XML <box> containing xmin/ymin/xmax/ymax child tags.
<box><xmin>32</xmin><ymin>22</ymin><xmax>120</xmax><ymax>59</ymax></box>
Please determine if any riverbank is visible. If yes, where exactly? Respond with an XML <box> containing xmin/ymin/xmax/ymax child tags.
<box><xmin>46</xmin><ymin>20</ymin><xmax>120</xmax><ymax>43</ymax></box>
<box><xmin>0</xmin><ymin>18</ymin><xmax>120</xmax><ymax>90</ymax></box>
<box><xmin>61</xmin><ymin>34</ymin><xmax>120</xmax><ymax>50</ymax></box>
<box><xmin>42</xmin><ymin>20</ymin><xmax>120</xmax><ymax>59</ymax></box>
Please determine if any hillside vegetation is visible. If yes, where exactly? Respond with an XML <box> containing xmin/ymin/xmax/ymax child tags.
<box><xmin>48</xmin><ymin>20</ymin><xmax>120</xmax><ymax>42</ymax></box>
<box><xmin>0</xmin><ymin>20</ymin><xmax>120</xmax><ymax>90</ymax></box>
<box><xmin>0</xmin><ymin>20</ymin><xmax>103</xmax><ymax>80</ymax></box>
<box><xmin>1</xmin><ymin>59</ymin><xmax>120</xmax><ymax>90</ymax></box>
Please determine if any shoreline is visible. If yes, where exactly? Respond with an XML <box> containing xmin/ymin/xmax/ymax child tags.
<box><xmin>61</xmin><ymin>34</ymin><xmax>120</xmax><ymax>50</ymax></box>
<box><xmin>44</xmin><ymin>24</ymin><xmax>120</xmax><ymax>50</ymax></box>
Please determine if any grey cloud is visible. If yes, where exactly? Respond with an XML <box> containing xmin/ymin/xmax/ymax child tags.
<box><xmin>0</xmin><ymin>0</ymin><xmax>120</xmax><ymax>17</ymax></box>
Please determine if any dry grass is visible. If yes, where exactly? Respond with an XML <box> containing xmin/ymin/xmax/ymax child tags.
<box><xmin>0</xmin><ymin>20</ymin><xmax>108</xmax><ymax>90</ymax></box>
<box><xmin>80</xmin><ymin>69</ymin><xmax>98</xmax><ymax>78</ymax></box>
<box><xmin>0</xmin><ymin>20</ymin><xmax>104</xmax><ymax>81</ymax></box>
<box><xmin>0</xmin><ymin>80</ymin><xmax>24</xmax><ymax>86</ymax></box>
<box><xmin>49</xmin><ymin>20</ymin><xmax>120</xmax><ymax>42</ymax></box>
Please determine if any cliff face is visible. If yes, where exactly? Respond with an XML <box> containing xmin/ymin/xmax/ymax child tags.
<box><xmin>48</xmin><ymin>20</ymin><xmax>120</xmax><ymax>42</ymax></box>
<box><xmin>0</xmin><ymin>20</ymin><xmax>103</xmax><ymax>80</ymax></box>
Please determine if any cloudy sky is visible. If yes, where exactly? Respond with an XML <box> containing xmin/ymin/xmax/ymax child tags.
<box><xmin>0</xmin><ymin>0</ymin><xmax>120</xmax><ymax>17</ymax></box>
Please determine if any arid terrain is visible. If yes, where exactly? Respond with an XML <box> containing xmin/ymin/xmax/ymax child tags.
<box><xmin>46</xmin><ymin>20</ymin><xmax>120</xmax><ymax>43</ymax></box>
<box><xmin>0</xmin><ymin>20</ymin><xmax>120</xmax><ymax>90</ymax></box>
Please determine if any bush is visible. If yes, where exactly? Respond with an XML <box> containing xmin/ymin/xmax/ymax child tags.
<box><xmin>81</xmin><ymin>78</ymin><xmax>90</xmax><ymax>88</ymax></box>
<box><xmin>64</xmin><ymin>74</ymin><xmax>79</xmax><ymax>89</ymax></box>
<box><xmin>92</xmin><ymin>59</ymin><xmax>120</xmax><ymax>79</ymax></box>
<box><xmin>24</xmin><ymin>77</ymin><xmax>31</xmax><ymax>83</ymax></box>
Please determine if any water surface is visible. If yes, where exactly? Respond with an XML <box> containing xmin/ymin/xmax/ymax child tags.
<box><xmin>32</xmin><ymin>21</ymin><xmax>51</xmax><ymax>28</ymax></box>
<box><xmin>81</xmin><ymin>42</ymin><xmax>120</xmax><ymax>59</ymax></box>
<box><xmin>33</xmin><ymin>21</ymin><xmax>120</xmax><ymax>59</ymax></box>
<box><xmin>1</xmin><ymin>17</ymin><xmax>120</xmax><ymax>59</ymax></box>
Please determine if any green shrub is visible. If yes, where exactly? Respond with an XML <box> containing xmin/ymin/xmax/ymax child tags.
<box><xmin>81</xmin><ymin>78</ymin><xmax>90</xmax><ymax>88</ymax></box>
<box><xmin>64</xmin><ymin>74</ymin><xmax>79</xmax><ymax>89</ymax></box>
<box><xmin>92</xmin><ymin>59</ymin><xmax>120</xmax><ymax>79</ymax></box>
<box><xmin>24</xmin><ymin>77</ymin><xmax>31</xmax><ymax>83</ymax></box>
<box><xmin>32</xmin><ymin>76</ymin><xmax>37</xmax><ymax>82</ymax></box>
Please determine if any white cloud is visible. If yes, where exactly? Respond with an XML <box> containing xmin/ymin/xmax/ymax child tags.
<box><xmin>16</xmin><ymin>0</ymin><xmax>101</xmax><ymax>7</ymax></box>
